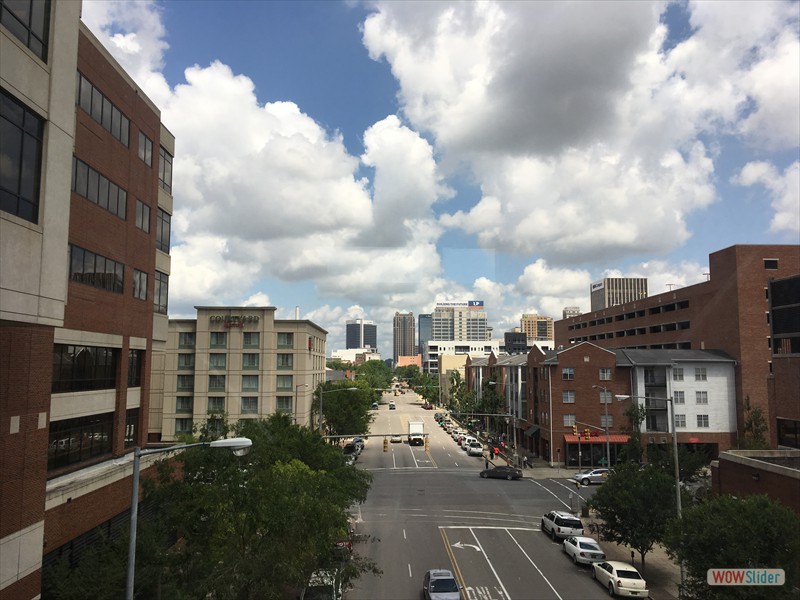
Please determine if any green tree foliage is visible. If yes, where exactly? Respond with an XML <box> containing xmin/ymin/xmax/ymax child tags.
<box><xmin>314</xmin><ymin>382</ymin><xmax>374</xmax><ymax>437</ymax></box>
<box><xmin>619</xmin><ymin>401</ymin><xmax>647</xmax><ymax>463</ymax></box>
<box><xmin>354</xmin><ymin>359</ymin><xmax>392</xmax><ymax>390</ymax></box>
<box><xmin>739</xmin><ymin>396</ymin><xmax>770</xmax><ymax>450</ymax></box>
<box><xmin>646</xmin><ymin>443</ymin><xmax>710</xmax><ymax>483</ymax></box>
<box><xmin>663</xmin><ymin>494</ymin><xmax>800</xmax><ymax>600</ymax></box>
<box><xmin>326</xmin><ymin>358</ymin><xmax>350</xmax><ymax>372</ymax></box>
<box><xmin>587</xmin><ymin>462</ymin><xmax>676</xmax><ymax>571</ymax></box>
<box><xmin>394</xmin><ymin>364</ymin><xmax>420</xmax><ymax>382</ymax></box>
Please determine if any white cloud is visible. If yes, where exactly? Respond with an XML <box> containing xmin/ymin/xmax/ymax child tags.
<box><xmin>733</xmin><ymin>161</ymin><xmax>800</xmax><ymax>237</ymax></box>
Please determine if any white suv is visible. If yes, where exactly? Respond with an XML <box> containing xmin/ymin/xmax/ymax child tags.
<box><xmin>541</xmin><ymin>510</ymin><xmax>584</xmax><ymax>541</ymax></box>
<box><xmin>466</xmin><ymin>441</ymin><xmax>483</xmax><ymax>456</ymax></box>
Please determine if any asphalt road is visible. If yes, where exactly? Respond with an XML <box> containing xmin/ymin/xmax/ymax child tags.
<box><xmin>345</xmin><ymin>390</ymin><xmax>610</xmax><ymax>600</ymax></box>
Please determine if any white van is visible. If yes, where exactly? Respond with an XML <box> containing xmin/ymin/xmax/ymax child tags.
<box><xmin>461</xmin><ymin>435</ymin><xmax>477</xmax><ymax>449</ymax></box>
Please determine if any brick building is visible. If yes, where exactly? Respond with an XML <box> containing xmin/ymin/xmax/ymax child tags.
<box><xmin>768</xmin><ymin>275</ymin><xmax>800</xmax><ymax>449</ymax></box>
<box><xmin>555</xmin><ymin>245</ymin><xmax>800</xmax><ymax>448</ymax></box>
<box><xmin>1</xmin><ymin>8</ymin><xmax>173</xmax><ymax>597</ymax></box>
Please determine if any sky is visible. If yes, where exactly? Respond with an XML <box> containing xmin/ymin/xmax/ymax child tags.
<box><xmin>80</xmin><ymin>0</ymin><xmax>800</xmax><ymax>357</ymax></box>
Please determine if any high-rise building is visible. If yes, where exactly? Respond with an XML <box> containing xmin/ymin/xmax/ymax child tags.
<box><xmin>562</xmin><ymin>306</ymin><xmax>581</xmax><ymax>319</ymax></box>
<box><xmin>520</xmin><ymin>313</ymin><xmax>554</xmax><ymax>341</ymax></box>
<box><xmin>431</xmin><ymin>301</ymin><xmax>488</xmax><ymax>341</ymax></box>
<box><xmin>590</xmin><ymin>277</ymin><xmax>648</xmax><ymax>311</ymax></box>
<box><xmin>1</xmin><ymin>12</ymin><xmax>172</xmax><ymax>597</ymax></box>
<box><xmin>345</xmin><ymin>319</ymin><xmax>377</xmax><ymax>350</ymax></box>
<box><xmin>393</xmin><ymin>311</ymin><xmax>416</xmax><ymax>364</ymax></box>
<box><xmin>418</xmin><ymin>313</ymin><xmax>432</xmax><ymax>355</ymax></box>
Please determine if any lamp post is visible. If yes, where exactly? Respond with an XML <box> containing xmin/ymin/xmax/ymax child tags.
<box><xmin>294</xmin><ymin>383</ymin><xmax>309</xmax><ymax>424</ymax></box>
<box><xmin>126</xmin><ymin>437</ymin><xmax>252</xmax><ymax>600</ymax></box>
<box><xmin>318</xmin><ymin>387</ymin><xmax>358</xmax><ymax>434</ymax></box>
<box><xmin>616</xmin><ymin>393</ymin><xmax>684</xmax><ymax>590</ymax></box>
<box><xmin>592</xmin><ymin>385</ymin><xmax>612</xmax><ymax>468</ymax></box>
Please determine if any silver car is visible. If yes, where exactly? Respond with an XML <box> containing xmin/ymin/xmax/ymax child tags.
<box><xmin>573</xmin><ymin>468</ymin><xmax>610</xmax><ymax>486</ymax></box>
<box><xmin>422</xmin><ymin>569</ymin><xmax>460</xmax><ymax>600</ymax></box>
<box><xmin>562</xmin><ymin>536</ymin><xmax>606</xmax><ymax>565</ymax></box>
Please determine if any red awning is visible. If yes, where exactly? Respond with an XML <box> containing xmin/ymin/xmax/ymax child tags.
<box><xmin>564</xmin><ymin>434</ymin><xmax>630</xmax><ymax>444</ymax></box>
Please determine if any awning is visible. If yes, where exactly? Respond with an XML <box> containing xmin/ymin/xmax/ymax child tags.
<box><xmin>564</xmin><ymin>434</ymin><xmax>630</xmax><ymax>444</ymax></box>
<box><xmin>524</xmin><ymin>425</ymin><xmax>540</xmax><ymax>437</ymax></box>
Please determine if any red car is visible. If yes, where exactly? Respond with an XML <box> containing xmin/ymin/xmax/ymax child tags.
<box><xmin>421</xmin><ymin>403</ymin><xmax>433</xmax><ymax>410</ymax></box>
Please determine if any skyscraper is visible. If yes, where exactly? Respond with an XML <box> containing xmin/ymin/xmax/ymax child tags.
<box><xmin>520</xmin><ymin>313</ymin><xmax>554</xmax><ymax>341</ymax></box>
<box><xmin>590</xmin><ymin>278</ymin><xmax>648</xmax><ymax>311</ymax></box>
<box><xmin>418</xmin><ymin>313</ymin><xmax>432</xmax><ymax>356</ymax></box>
<box><xmin>345</xmin><ymin>318</ymin><xmax>377</xmax><ymax>349</ymax></box>
<box><xmin>393</xmin><ymin>311</ymin><xmax>416</xmax><ymax>364</ymax></box>
<box><xmin>431</xmin><ymin>301</ymin><xmax>488</xmax><ymax>341</ymax></box>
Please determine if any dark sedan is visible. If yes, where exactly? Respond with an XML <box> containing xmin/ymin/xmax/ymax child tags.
<box><xmin>479</xmin><ymin>465</ymin><xmax>523</xmax><ymax>480</ymax></box>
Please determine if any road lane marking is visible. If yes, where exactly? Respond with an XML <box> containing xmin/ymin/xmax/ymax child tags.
<box><xmin>408</xmin><ymin>563</ymin><xmax>412</xmax><ymax>578</ymax></box>
<box><xmin>452</xmin><ymin>541</ymin><xmax>481</xmax><ymax>551</ymax></box>
<box><xmin>470</xmin><ymin>528</ymin><xmax>511</xmax><ymax>600</ymax></box>
<box><xmin>527</xmin><ymin>479</ymin><xmax>573</xmax><ymax>511</ymax></box>
<box><xmin>506</xmin><ymin>528</ymin><xmax>564</xmax><ymax>600</ymax></box>
<box><xmin>403</xmin><ymin>529</ymin><xmax>407</xmax><ymax>540</ymax></box>
<box><xmin>440</xmin><ymin>529</ymin><xmax>469</xmax><ymax>593</ymax></box>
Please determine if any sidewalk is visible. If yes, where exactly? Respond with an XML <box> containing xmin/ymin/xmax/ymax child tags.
<box><xmin>518</xmin><ymin>458</ymin><xmax>681</xmax><ymax>600</ymax></box>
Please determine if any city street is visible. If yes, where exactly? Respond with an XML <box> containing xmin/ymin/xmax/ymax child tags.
<box><xmin>346</xmin><ymin>391</ymin><xmax>608</xmax><ymax>600</ymax></box>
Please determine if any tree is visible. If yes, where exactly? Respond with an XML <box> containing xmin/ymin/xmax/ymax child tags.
<box><xmin>646</xmin><ymin>443</ymin><xmax>710</xmax><ymax>483</ymax></box>
<box><xmin>313</xmin><ymin>382</ymin><xmax>373</xmax><ymax>438</ymax></box>
<box><xmin>663</xmin><ymin>494</ymin><xmax>800</xmax><ymax>599</ymax></box>
<box><xmin>394</xmin><ymin>364</ymin><xmax>420</xmax><ymax>382</ymax></box>
<box><xmin>619</xmin><ymin>401</ymin><xmax>647</xmax><ymax>464</ymax></box>
<box><xmin>587</xmin><ymin>462</ymin><xmax>676</xmax><ymax>571</ymax></box>
<box><xmin>354</xmin><ymin>359</ymin><xmax>392</xmax><ymax>390</ymax></box>
<box><xmin>326</xmin><ymin>358</ymin><xmax>350</xmax><ymax>373</ymax></box>
<box><xmin>738</xmin><ymin>396</ymin><xmax>769</xmax><ymax>450</ymax></box>
<box><xmin>144</xmin><ymin>414</ymin><xmax>377</xmax><ymax>599</ymax></box>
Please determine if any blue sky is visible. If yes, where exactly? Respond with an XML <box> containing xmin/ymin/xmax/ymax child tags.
<box><xmin>81</xmin><ymin>1</ymin><xmax>799</xmax><ymax>356</ymax></box>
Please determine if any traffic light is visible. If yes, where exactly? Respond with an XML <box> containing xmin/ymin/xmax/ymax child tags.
<box><xmin>584</xmin><ymin>428</ymin><xmax>591</xmax><ymax>440</ymax></box>
<box><xmin>572</xmin><ymin>424</ymin><xmax>578</xmax><ymax>436</ymax></box>
<box><xmin>383</xmin><ymin>438</ymin><xmax>388</xmax><ymax>452</ymax></box>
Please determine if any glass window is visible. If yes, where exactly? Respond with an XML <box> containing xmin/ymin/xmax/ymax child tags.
<box><xmin>563</xmin><ymin>414</ymin><xmax>576</xmax><ymax>426</ymax></box>
<box><xmin>697</xmin><ymin>415</ymin><xmax>709</xmax><ymax>428</ymax></box>
<box><xmin>241</xmin><ymin>397</ymin><xmax>258</xmax><ymax>414</ymax></box>
<box><xmin>176</xmin><ymin>397</ymin><xmax>193</xmax><ymax>414</ymax></box>
<box><xmin>277</xmin><ymin>353</ymin><xmax>293</xmax><ymax>369</ymax></box>
<box><xmin>243</xmin><ymin>332</ymin><xmax>260</xmax><ymax>348</ymax></box>
<box><xmin>562</xmin><ymin>368</ymin><xmax>574</xmax><ymax>380</ymax></box>
<box><xmin>178</xmin><ymin>331</ymin><xmax>195</xmax><ymax>348</ymax></box>
<box><xmin>673</xmin><ymin>391</ymin><xmax>685</xmax><ymax>404</ymax></box>
<box><xmin>209</xmin><ymin>353</ymin><xmax>226</xmax><ymax>369</ymax></box>
<box><xmin>177</xmin><ymin>374</ymin><xmax>194</xmax><ymax>391</ymax></box>
<box><xmin>156</xmin><ymin>208</ymin><xmax>171</xmax><ymax>253</ymax></box>
<box><xmin>1</xmin><ymin>0</ymin><xmax>50</xmax><ymax>61</ymax></box>
<box><xmin>242</xmin><ymin>375</ymin><xmax>258</xmax><ymax>391</ymax></box>
<box><xmin>71</xmin><ymin>157</ymin><xmax>127</xmax><ymax>219</ymax></box>
<box><xmin>599</xmin><ymin>390</ymin><xmax>612</xmax><ymax>404</ymax></box>
<box><xmin>51</xmin><ymin>345</ymin><xmax>118</xmax><ymax>393</ymax></box>
<box><xmin>695</xmin><ymin>391</ymin><xmax>708</xmax><ymax>404</ymax></box>
<box><xmin>178</xmin><ymin>354</ymin><xmax>195</xmax><ymax>370</ymax></box>
<box><xmin>48</xmin><ymin>412</ymin><xmax>113</xmax><ymax>471</ymax></box>
<box><xmin>128</xmin><ymin>349</ymin><xmax>143</xmax><ymax>387</ymax></box>
<box><xmin>562</xmin><ymin>390</ymin><xmax>575</xmax><ymax>403</ymax></box>
<box><xmin>598</xmin><ymin>368</ymin><xmax>611</xmax><ymax>381</ymax></box>
<box><xmin>600</xmin><ymin>414</ymin><xmax>613</xmax><ymax>428</ymax></box>
<box><xmin>1</xmin><ymin>89</ymin><xmax>44</xmax><ymax>223</ymax></box>
<box><xmin>210</xmin><ymin>332</ymin><xmax>227</xmax><ymax>348</ymax></box>
<box><xmin>207</xmin><ymin>397</ymin><xmax>225</xmax><ymax>413</ymax></box>
<box><xmin>695</xmin><ymin>368</ymin><xmax>707</xmax><ymax>381</ymax></box>
<box><xmin>159</xmin><ymin>146</ymin><xmax>173</xmax><ymax>193</ymax></box>
<box><xmin>209</xmin><ymin>374</ymin><xmax>226</xmax><ymax>391</ymax></box>
<box><xmin>154</xmin><ymin>271</ymin><xmax>168</xmax><ymax>314</ymax></box>
<box><xmin>138</xmin><ymin>131</ymin><xmax>153</xmax><ymax>166</ymax></box>
<box><xmin>125</xmin><ymin>408</ymin><xmax>138</xmax><ymax>449</ymax></box>
<box><xmin>75</xmin><ymin>72</ymin><xmax>129</xmax><ymax>146</ymax></box>
<box><xmin>133</xmin><ymin>269</ymin><xmax>147</xmax><ymax>300</ymax></box>
<box><xmin>277</xmin><ymin>332</ymin><xmax>294</xmax><ymax>348</ymax></box>
<box><xmin>276</xmin><ymin>396</ymin><xmax>292</xmax><ymax>415</ymax></box>
<box><xmin>136</xmin><ymin>199</ymin><xmax>150</xmax><ymax>232</ymax></box>
<box><xmin>68</xmin><ymin>245</ymin><xmax>124</xmax><ymax>294</ymax></box>
<box><xmin>673</xmin><ymin>368</ymin><xmax>684</xmax><ymax>381</ymax></box>
<box><xmin>175</xmin><ymin>418</ymin><xmax>193</xmax><ymax>434</ymax></box>
<box><xmin>242</xmin><ymin>353</ymin><xmax>259</xmax><ymax>369</ymax></box>
<box><xmin>276</xmin><ymin>375</ymin><xmax>293</xmax><ymax>390</ymax></box>
<box><xmin>675</xmin><ymin>414</ymin><xmax>686</xmax><ymax>428</ymax></box>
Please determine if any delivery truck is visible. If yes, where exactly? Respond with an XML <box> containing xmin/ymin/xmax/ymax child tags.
<box><xmin>408</xmin><ymin>421</ymin><xmax>425</xmax><ymax>446</ymax></box>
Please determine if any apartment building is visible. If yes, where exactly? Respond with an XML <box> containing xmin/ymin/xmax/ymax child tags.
<box><xmin>520</xmin><ymin>313</ymin><xmax>554</xmax><ymax>342</ymax></box>
<box><xmin>431</xmin><ymin>301</ymin><xmax>489</xmax><ymax>342</ymax></box>
<box><xmin>150</xmin><ymin>307</ymin><xmax>327</xmax><ymax>439</ymax></box>
<box><xmin>1</xmin><ymin>6</ymin><xmax>173</xmax><ymax>597</ymax></box>
<box><xmin>556</xmin><ymin>244</ymin><xmax>800</xmax><ymax>447</ymax></box>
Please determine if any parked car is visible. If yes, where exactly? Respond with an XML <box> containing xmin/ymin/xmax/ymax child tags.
<box><xmin>422</xmin><ymin>568</ymin><xmax>460</xmax><ymax>600</ymax></box>
<box><xmin>591</xmin><ymin>561</ymin><xmax>648</xmax><ymax>597</ymax></box>
<box><xmin>562</xmin><ymin>536</ymin><xmax>606</xmax><ymax>565</ymax></box>
<box><xmin>461</xmin><ymin>436</ymin><xmax>477</xmax><ymax>450</ymax></box>
<box><xmin>541</xmin><ymin>510</ymin><xmax>584</xmax><ymax>541</ymax></box>
<box><xmin>479</xmin><ymin>465</ymin><xmax>523</xmax><ymax>480</ymax></box>
<box><xmin>371</xmin><ymin>402</ymin><xmax>379</xmax><ymax>409</ymax></box>
<box><xmin>342</xmin><ymin>443</ymin><xmax>359</xmax><ymax>458</ymax></box>
<box><xmin>466</xmin><ymin>441</ymin><xmax>483</xmax><ymax>456</ymax></box>
<box><xmin>302</xmin><ymin>569</ymin><xmax>343</xmax><ymax>600</ymax></box>
<box><xmin>390</xmin><ymin>433</ymin><xmax>402</xmax><ymax>443</ymax></box>
<box><xmin>389</xmin><ymin>403</ymin><xmax>396</xmax><ymax>410</ymax></box>
<box><xmin>351</xmin><ymin>437</ymin><xmax>365</xmax><ymax>452</ymax></box>
<box><xmin>421</xmin><ymin>403</ymin><xmax>433</xmax><ymax>410</ymax></box>
<box><xmin>573</xmin><ymin>468</ymin><xmax>610</xmax><ymax>486</ymax></box>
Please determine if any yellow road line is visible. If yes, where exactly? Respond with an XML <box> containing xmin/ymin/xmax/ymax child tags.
<box><xmin>439</xmin><ymin>528</ymin><xmax>468</xmax><ymax>592</ymax></box>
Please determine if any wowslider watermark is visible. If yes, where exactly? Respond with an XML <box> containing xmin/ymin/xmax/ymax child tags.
<box><xmin>707</xmin><ymin>569</ymin><xmax>785</xmax><ymax>586</ymax></box>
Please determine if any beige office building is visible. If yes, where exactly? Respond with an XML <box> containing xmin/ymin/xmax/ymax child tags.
<box><xmin>520</xmin><ymin>313</ymin><xmax>554</xmax><ymax>341</ymax></box>
<box><xmin>150</xmin><ymin>307</ymin><xmax>327</xmax><ymax>441</ymax></box>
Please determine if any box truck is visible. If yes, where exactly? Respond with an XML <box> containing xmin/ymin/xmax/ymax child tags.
<box><xmin>408</xmin><ymin>421</ymin><xmax>425</xmax><ymax>446</ymax></box>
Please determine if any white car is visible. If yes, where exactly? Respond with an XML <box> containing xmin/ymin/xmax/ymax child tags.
<box><xmin>466</xmin><ymin>441</ymin><xmax>483</xmax><ymax>456</ymax></box>
<box><xmin>541</xmin><ymin>510</ymin><xmax>584</xmax><ymax>541</ymax></box>
<box><xmin>562</xmin><ymin>536</ymin><xmax>605</xmax><ymax>565</ymax></box>
<box><xmin>461</xmin><ymin>436</ymin><xmax>477</xmax><ymax>450</ymax></box>
<box><xmin>592</xmin><ymin>561</ymin><xmax>648</xmax><ymax>597</ymax></box>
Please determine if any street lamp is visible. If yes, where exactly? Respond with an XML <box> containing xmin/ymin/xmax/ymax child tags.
<box><xmin>295</xmin><ymin>383</ymin><xmax>309</xmax><ymax>424</ymax></box>
<box><xmin>126</xmin><ymin>437</ymin><xmax>252</xmax><ymax>600</ymax></box>
<box><xmin>616</xmin><ymin>393</ymin><xmax>684</xmax><ymax>590</ymax></box>
<box><xmin>592</xmin><ymin>385</ymin><xmax>612</xmax><ymax>468</ymax></box>
<box><xmin>318</xmin><ymin>387</ymin><xmax>358</xmax><ymax>434</ymax></box>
